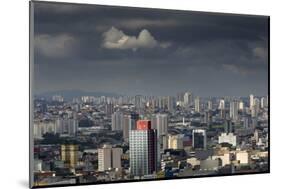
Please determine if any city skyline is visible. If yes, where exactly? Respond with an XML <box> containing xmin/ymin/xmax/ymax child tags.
<box><xmin>31</xmin><ymin>2</ymin><xmax>269</xmax><ymax>187</ymax></box>
<box><xmin>34</xmin><ymin>2</ymin><xmax>268</xmax><ymax>97</ymax></box>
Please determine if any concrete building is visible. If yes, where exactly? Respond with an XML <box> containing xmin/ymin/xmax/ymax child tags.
<box><xmin>129</xmin><ymin>120</ymin><xmax>157</xmax><ymax>177</ymax></box>
<box><xmin>236</xmin><ymin>151</ymin><xmax>249</xmax><ymax>165</ymax></box>
<box><xmin>251</xmin><ymin>98</ymin><xmax>260</xmax><ymax>118</ymax></box>
<box><xmin>261</xmin><ymin>96</ymin><xmax>268</xmax><ymax>108</ymax></box>
<box><xmin>218</xmin><ymin>133</ymin><xmax>237</xmax><ymax>147</ymax></box>
<box><xmin>33</xmin><ymin>119</ymin><xmax>77</xmax><ymax>139</ymax></box>
<box><xmin>207</xmin><ymin>100</ymin><xmax>213</xmax><ymax>110</ymax></box>
<box><xmin>154</xmin><ymin>114</ymin><xmax>168</xmax><ymax>150</ymax></box>
<box><xmin>183</xmin><ymin>92</ymin><xmax>193</xmax><ymax>108</ymax></box>
<box><xmin>249</xmin><ymin>94</ymin><xmax>254</xmax><ymax>109</ymax></box>
<box><xmin>167</xmin><ymin>96</ymin><xmax>175</xmax><ymax>112</ymax></box>
<box><xmin>192</xmin><ymin>129</ymin><xmax>206</xmax><ymax>150</ymax></box>
<box><xmin>204</xmin><ymin>110</ymin><xmax>212</xmax><ymax>127</ymax></box>
<box><xmin>230</xmin><ymin>100</ymin><xmax>239</xmax><ymax>122</ymax></box>
<box><xmin>243</xmin><ymin>116</ymin><xmax>251</xmax><ymax>129</ymax></box>
<box><xmin>135</xmin><ymin>95</ymin><xmax>144</xmax><ymax>113</ymax></box>
<box><xmin>224</xmin><ymin>119</ymin><xmax>234</xmax><ymax>134</ymax></box>
<box><xmin>111</xmin><ymin>111</ymin><xmax>124</xmax><ymax>131</ymax></box>
<box><xmin>105</xmin><ymin>103</ymin><xmax>114</xmax><ymax>117</ymax></box>
<box><xmin>61</xmin><ymin>144</ymin><xmax>78</xmax><ymax>169</ymax></box>
<box><xmin>154</xmin><ymin>114</ymin><xmax>168</xmax><ymax>136</ymax></box>
<box><xmin>55</xmin><ymin>117</ymin><xmax>78</xmax><ymax>136</ymax></box>
<box><xmin>168</xmin><ymin>134</ymin><xmax>184</xmax><ymax>149</ymax></box>
<box><xmin>98</xmin><ymin>144</ymin><xmax>122</xmax><ymax>172</ymax></box>
<box><xmin>194</xmin><ymin>97</ymin><xmax>200</xmax><ymax>113</ymax></box>
<box><xmin>123</xmin><ymin>115</ymin><xmax>130</xmax><ymax>142</ymax></box>
<box><xmin>218</xmin><ymin>99</ymin><xmax>225</xmax><ymax>110</ymax></box>
<box><xmin>239</xmin><ymin>101</ymin><xmax>244</xmax><ymax>111</ymax></box>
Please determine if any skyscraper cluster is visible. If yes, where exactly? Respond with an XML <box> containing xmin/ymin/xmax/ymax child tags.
<box><xmin>33</xmin><ymin>92</ymin><xmax>268</xmax><ymax>185</ymax></box>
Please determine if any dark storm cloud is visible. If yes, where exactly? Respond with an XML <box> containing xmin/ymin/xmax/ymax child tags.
<box><xmin>33</xmin><ymin>1</ymin><xmax>268</xmax><ymax>97</ymax></box>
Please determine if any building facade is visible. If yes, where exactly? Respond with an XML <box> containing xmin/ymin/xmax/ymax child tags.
<box><xmin>129</xmin><ymin>120</ymin><xmax>157</xmax><ymax>177</ymax></box>
<box><xmin>61</xmin><ymin>144</ymin><xmax>78</xmax><ymax>169</ymax></box>
<box><xmin>192</xmin><ymin>129</ymin><xmax>206</xmax><ymax>150</ymax></box>
<box><xmin>98</xmin><ymin>144</ymin><xmax>122</xmax><ymax>172</ymax></box>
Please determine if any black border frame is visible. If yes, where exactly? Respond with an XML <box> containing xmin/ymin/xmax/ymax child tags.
<box><xmin>29</xmin><ymin>1</ymin><xmax>270</xmax><ymax>188</ymax></box>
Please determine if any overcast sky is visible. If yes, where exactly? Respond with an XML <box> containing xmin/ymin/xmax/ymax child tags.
<box><xmin>33</xmin><ymin>2</ymin><xmax>269</xmax><ymax>97</ymax></box>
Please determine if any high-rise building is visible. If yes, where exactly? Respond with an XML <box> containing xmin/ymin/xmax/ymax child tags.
<box><xmin>176</xmin><ymin>92</ymin><xmax>185</xmax><ymax>103</ymax></box>
<box><xmin>183</xmin><ymin>92</ymin><xmax>193</xmax><ymax>108</ymax></box>
<box><xmin>38</xmin><ymin>101</ymin><xmax>47</xmax><ymax>113</ymax></box>
<box><xmin>123</xmin><ymin>113</ymin><xmax>139</xmax><ymax>142</ymax></box>
<box><xmin>204</xmin><ymin>110</ymin><xmax>212</xmax><ymax>128</ymax></box>
<box><xmin>194</xmin><ymin>97</ymin><xmax>200</xmax><ymax>113</ymax></box>
<box><xmin>207</xmin><ymin>100</ymin><xmax>213</xmax><ymax>110</ymax></box>
<box><xmin>220</xmin><ymin>109</ymin><xmax>226</xmax><ymax>120</ymax></box>
<box><xmin>254</xmin><ymin>98</ymin><xmax>260</xmax><ymax>109</ymax></box>
<box><xmin>105</xmin><ymin>103</ymin><xmax>114</xmax><ymax>117</ymax></box>
<box><xmin>251</xmin><ymin>107</ymin><xmax>257</xmax><ymax>118</ymax></box>
<box><xmin>251</xmin><ymin>98</ymin><xmax>260</xmax><ymax>118</ymax></box>
<box><xmin>224</xmin><ymin>119</ymin><xmax>234</xmax><ymax>134</ymax></box>
<box><xmin>129</xmin><ymin>113</ymin><xmax>139</xmax><ymax>130</ymax></box>
<box><xmin>67</xmin><ymin>118</ymin><xmax>78</xmax><ymax>136</ymax></box>
<box><xmin>239</xmin><ymin>101</ymin><xmax>244</xmax><ymax>111</ymax></box>
<box><xmin>61</xmin><ymin>144</ymin><xmax>78</xmax><ymax>169</ymax></box>
<box><xmin>252</xmin><ymin>117</ymin><xmax>258</xmax><ymax>128</ymax></box>
<box><xmin>111</xmin><ymin>111</ymin><xmax>124</xmax><ymax>131</ymax></box>
<box><xmin>158</xmin><ymin>97</ymin><xmax>166</xmax><ymax>109</ymax></box>
<box><xmin>253</xmin><ymin>130</ymin><xmax>260</xmax><ymax>143</ymax></box>
<box><xmin>151</xmin><ymin>114</ymin><xmax>168</xmax><ymax>150</ymax></box>
<box><xmin>129</xmin><ymin>120</ymin><xmax>157</xmax><ymax>177</ymax></box>
<box><xmin>55</xmin><ymin>118</ymin><xmax>63</xmax><ymax>134</ymax></box>
<box><xmin>33</xmin><ymin>120</ymin><xmax>55</xmax><ymax>139</ymax></box>
<box><xmin>167</xmin><ymin>96</ymin><xmax>175</xmax><ymax>112</ymax></box>
<box><xmin>218</xmin><ymin>99</ymin><xmax>225</xmax><ymax>110</ymax></box>
<box><xmin>192</xmin><ymin>129</ymin><xmax>206</xmax><ymax>150</ymax></box>
<box><xmin>123</xmin><ymin>115</ymin><xmax>131</xmax><ymax>142</ymax></box>
<box><xmin>34</xmin><ymin>118</ymin><xmax>78</xmax><ymax>139</ymax></box>
<box><xmin>151</xmin><ymin>114</ymin><xmax>168</xmax><ymax>153</ymax></box>
<box><xmin>135</xmin><ymin>95</ymin><xmax>143</xmax><ymax>112</ymax></box>
<box><xmin>243</xmin><ymin>116</ymin><xmax>250</xmax><ymax>129</ymax></box>
<box><xmin>254</xmin><ymin>98</ymin><xmax>260</xmax><ymax>110</ymax></box>
<box><xmin>230</xmin><ymin>100</ymin><xmax>239</xmax><ymax>122</ymax></box>
<box><xmin>53</xmin><ymin>117</ymin><xmax>78</xmax><ymax>136</ymax></box>
<box><xmin>151</xmin><ymin>98</ymin><xmax>157</xmax><ymax>109</ymax></box>
<box><xmin>249</xmin><ymin>94</ymin><xmax>254</xmax><ymax>109</ymax></box>
<box><xmin>168</xmin><ymin>134</ymin><xmax>184</xmax><ymax>149</ymax></box>
<box><xmin>98</xmin><ymin>144</ymin><xmax>122</xmax><ymax>172</ymax></box>
<box><xmin>261</xmin><ymin>97</ymin><xmax>268</xmax><ymax>108</ymax></box>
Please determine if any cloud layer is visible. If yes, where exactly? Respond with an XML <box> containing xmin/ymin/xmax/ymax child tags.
<box><xmin>33</xmin><ymin>2</ymin><xmax>268</xmax><ymax>96</ymax></box>
<box><xmin>102</xmin><ymin>27</ymin><xmax>170</xmax><ymax>51</ymax></box>
<box><xmin>35</xmin><ymin>34</ymin><xmax>76</xmax><ymax>58</ymax></box>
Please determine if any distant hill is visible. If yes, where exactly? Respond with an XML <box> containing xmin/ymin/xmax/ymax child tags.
<box><xmin>35</xmin><ymin>89</ymin><xmax>120</xmax><ymax>100</ymax></box>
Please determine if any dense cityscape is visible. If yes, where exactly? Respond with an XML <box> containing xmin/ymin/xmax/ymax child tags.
<box><xmin>32</xmin><ymin>92</ymin><xmax>269</xmax><ymax>186</ymax></box>
<box><xmin>31</xmin><ymin>2</ymin><xmax>269</xmax><ymax>187</ymax></box>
